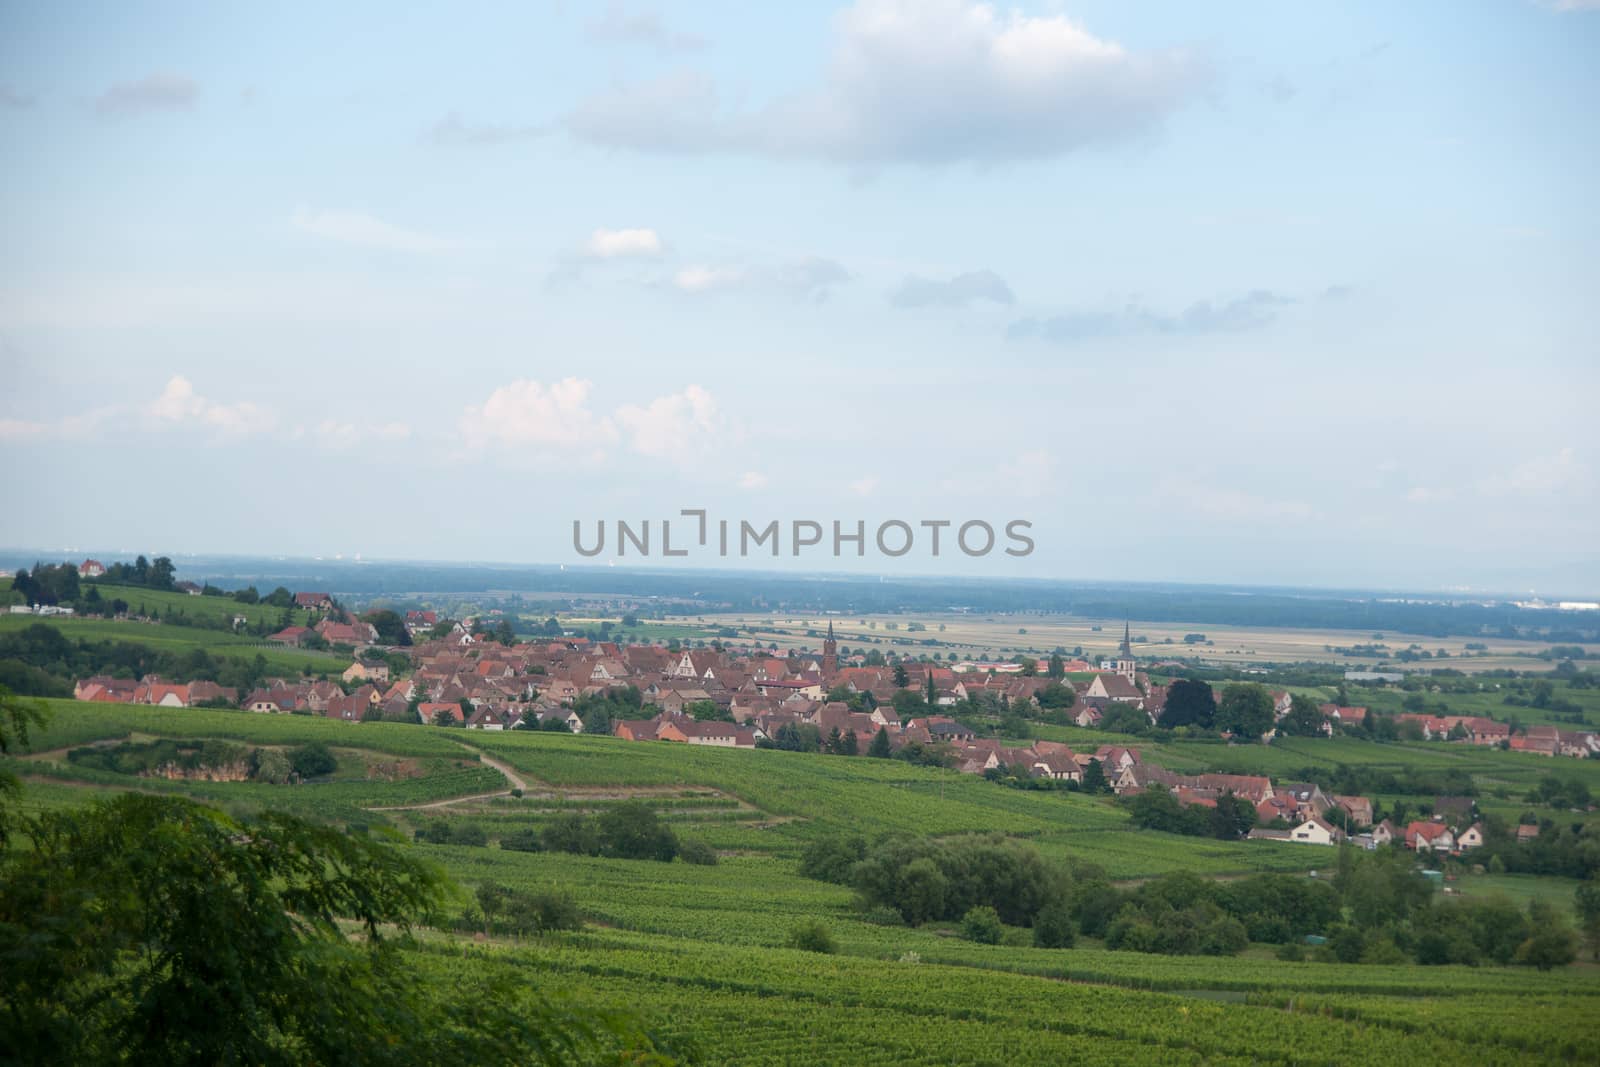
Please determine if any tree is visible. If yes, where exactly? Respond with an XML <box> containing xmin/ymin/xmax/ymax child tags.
<box><xmin>1037</xmin><ymin>682</ymin><xmax>1075</xmax><ymax>710</ymax></box>
<box><xmin>1081</xmin><ymin>758</ymin><xmax>1110</xmax><ymax>795</ymax></box>
<box><xmin>1099</xmin><ymin>703</ymin><xmax>1150</xmax><ymax>735</ymax></box>
<box><xmin>1033</xmin><ymin>900</ymin><xmax>1076</xmax><ymax>948</ymax></box>
<box><xmin>868</xmin><ymin>726</ymin><xmax>893</xmax><ymax>759</ymax></box>
<box><xmin>838</xmin><ymin>729</ymin><xmax>859</xmax><ymax>756</ymax></box>
<box><xmin>1577</xmin><ymin>877</ymin><xmax>1600</xmax><ymax>962</ymax></box>
<box><xmin>1160</xmin><ymin>679</ymin><xmax>1216</xmax><ymax>729</ymax></box>
<box><xmin>597</xmin><ymin>801</ymin><xmax>678</xmax><ymax>862</ymax></box>
<box><xmin>893</xmin><ymin>663</ymin><xmax>909</xmax><ymax>688</ymax></box>
<box><xmin>1216</xmin><ymin>683</ymin><xmax>1275</xmax><ymax>740</ymax></box>
<box><xmin>251</xmin><ymin>747</ymin><xmax>292</xmax><ymax>784</ymax></box>
<box><xmin>1279</xmin><ymin>694</ymin><xmax>1328</xmax><ymax>737</ymax></box>
<box><xmin>1209</xmin><ymin>794</ymin><xmax>1257</xmax><ymax>841</ymax></box>
<box><xmin>289</xmin><ymin>742</ymin><xmax>337</xmax><ymax>779</ymax></box>
<box><xmin>687</xmin><ymin>700</ymin><xmax>730</xmax><ymax>722</ymax></box>
<box><xmin>1047</xmin><ymin>653</ymin><xmax>1065</xmax><ymax>680</ymax></box>
<box><xmin>0</xmin><ymin>793</ymin><xmax>661</xmax><ymax>1065</ymax></box>
<box><xmin>0</xmin><ymin>685</ymin><xmax>47</xmax><ymax>844</ymax></box>
<box><xmin>361</xmin><ymin>610</ymin><xmax>412</xmax><ymax>647</ymax></box>
<box><xmin>1018</xmin><ymin>657</ymin><xmax>1038</xmax><ymax>677</ymax></box>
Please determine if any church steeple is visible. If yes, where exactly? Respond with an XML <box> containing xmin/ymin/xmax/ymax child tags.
<box><xmin>822</xmin><ymin>620</ymin><xmax>838</xmax><ymax>677</ymax></box>
<box><xmin>1120</xmin><ymin>619</ymin><xmax>1132</xmax><ymax>659</ymax></box>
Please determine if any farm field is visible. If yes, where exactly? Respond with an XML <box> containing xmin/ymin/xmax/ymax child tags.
<box><xmin>644</xmin><ymin>611</ymin><xmax>1596</xmax><ymax>674</ymax></box>
<box><xmin>7</xmin><ymin>699</ymin><xmax>1600</xmax><ymax>1063</ymax></box>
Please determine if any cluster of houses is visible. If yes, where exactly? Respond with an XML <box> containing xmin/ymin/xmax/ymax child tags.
<box><xmin>1396</xmin><ymin>713</ymin><xmax>1598</xmax><ymax>759</ymax></box>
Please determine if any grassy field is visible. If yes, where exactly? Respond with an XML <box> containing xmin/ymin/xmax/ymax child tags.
<box><xmin>0</xmin><ymin>615</ymin><xmax>350</xmax><ymax>677</ymax></box>
<box><xmin>9</xmin><ymin>699</ymin><xmax>1599</xmax><ymax>1064</ymax></box>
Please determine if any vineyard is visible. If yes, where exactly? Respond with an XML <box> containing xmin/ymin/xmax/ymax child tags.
<box><xmin>7</xmin><ymin>700</ymin><xmax>1600</xmax><ymax>1062</ymax></box>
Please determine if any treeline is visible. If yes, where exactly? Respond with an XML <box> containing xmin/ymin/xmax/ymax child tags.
<box><xmin>799</xmin><ymin>831</ymin><xmax>1585</xmax><ymax>966</ymax></box>
<box><xmin>489</xmin><ymin>800</ymin><xmax>717</xmax><ymax>866</ymax></box>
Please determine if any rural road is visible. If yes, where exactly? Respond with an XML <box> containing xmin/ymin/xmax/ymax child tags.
<box><xmin>461</xmin><ymin>745</ymin><xmax>530</xmax><ymax>792</ymax></box>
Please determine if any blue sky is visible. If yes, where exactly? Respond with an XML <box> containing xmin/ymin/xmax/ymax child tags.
<box><xmin>1</xmin><ymin>1</ymin><xmax>1596</xmax><ymax>593</ymax></box>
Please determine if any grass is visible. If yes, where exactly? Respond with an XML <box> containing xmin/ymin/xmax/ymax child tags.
<box><xmin>0</xmin><ymin>616</ymin><xmax>350</xmax><ymax>676</ymax></box>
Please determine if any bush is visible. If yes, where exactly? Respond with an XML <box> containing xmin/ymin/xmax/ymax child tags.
<box><xmin>450</xmin><ymin>822</ymin><xmax>488</xmax><ymax>847</ymax></box>
<box><xmin>288</xmin><ymin>742</ymin><xmax>337</xmax><ymax>779</ymax></box>
<box><xmin>677</xmin><ymin>838</ymin><xmax>718</xmax><ymax>866</ymax></box>
<box><xmin>1032</xmin><ymin>901</ymin><xmax>1076</xmax><ymax>949</ymax></box>
<box><xmin>859</xmin><ymin>904</ymin><xmax>904</xmax><ymax>927</ymax></box>
<box><xmin>499</xmin><ymin>827</ymin><xmax>543</xmax><ymax>853</ymax></box>
<box><xmin>961</xmin><ymin>906</ymin><xmax>1003</xmax><ymax>945</ymax></box>
<box><xmin>788</xmin><ymin>921</ymin><xmax>836</xmax><ymax>954</ymax></box>
<box><xmin>1275</xmin><ymin>942</ymin><xmax>1305</xmax><ymax>962</ymax></box>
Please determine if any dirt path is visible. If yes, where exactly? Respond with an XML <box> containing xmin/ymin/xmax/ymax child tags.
<box><xmin>465</xmin><ymin>746</ymin><xmax>529</xmax><ymax>792</ymax></box>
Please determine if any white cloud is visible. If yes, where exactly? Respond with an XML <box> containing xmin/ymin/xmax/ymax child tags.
<box><xmin>461</xmin><ymin>377</ymin><xmax>618</xmax><ymax>453</ymax></box>
<box><xmin>427</xmin><ymin>112</ymin><xmax>549</xmax><ymax>146</ymax></box>
<box><xmin>1480</xmin><ymin>447</ymin><xmax>1584</xmax><ymax>495</ymax></box>
<box><xmin>0</xmin><ymin>418</ymin><xmax>48</xmax><ymax>440</ymax></box>
<box><xmin>93</xmin><ymin>73</ymin><xmax>197</xmax><ymax>118</ymax></box>
<box><xmin>146</xmin><ymin>375</ymin><xmax>274</xmax><ymax>436</ymax></box>
<box><xmin>1159</xmin><ymin>479</ymin><xmax>1315</xmax><ymax>523</ymax></box>
<box><xmin>673</xmin><ymin>265</ymin><xmax>747</xmax><ymax>293</ymax></box>
<box><xmin>585</xmin><ymin>227</ymin><xmax>665</xmax><ymax>259</ymax></box>
<box><xmin>849</xmin><ymin>476</ymin><xmax>879</xmax><ymax>497</ymax></box>
<box><xmin>890</xmin><ymin>269</ymin><xmax>1014</xmax><ymax>308</ymax></box>
<box><xmin>738</xmin><ymin>470</ymin><xmax>769</xmax><ymax>490</ymax></box>
<box><xmin>587</xmin><ymin>5</ymin><xmax>706</xmax><ymax>52</ymax></box>
<box><xmin>1406</xmin><ymin>486</ymin><xmax>1455</xmax><ymax>504</ymax></box>
<box><xmin>290</xmin><ymin>208</ymin><xmax>467</xmax><ymax>253</ymax></box>
<box><xmin>615</xmin><ymin>384</ymin><xmax>720</xmax><ymax>460</ymax></box>
<box><xmin>567</xmin><ymin>0</ymin><xmax>1206</xmax><ymax>165</ymax></box>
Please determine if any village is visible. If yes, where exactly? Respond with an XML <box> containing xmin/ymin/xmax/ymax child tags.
<box><xmin>61</xmin><ymin>585</ymin><xmax>1588</xmax><ymax>861</ymax></box>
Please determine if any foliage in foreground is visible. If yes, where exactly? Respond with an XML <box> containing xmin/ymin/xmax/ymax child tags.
<box><xmin>0</xmin><ymin>792</ymin><xmax>675</xmax><ymax>1066</ymax></box>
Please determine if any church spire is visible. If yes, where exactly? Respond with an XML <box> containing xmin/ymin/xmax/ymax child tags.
<box><xmin>1120</xmin><ymin>619</ymin><xmax>1132</xmax><ymax>659</ymax></box>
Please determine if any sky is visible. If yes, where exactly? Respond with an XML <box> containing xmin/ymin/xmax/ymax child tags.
<box><xmin>0</xmin><ymin>0</ymin><xmax>1596</xmax><ymax>594</ymax></box>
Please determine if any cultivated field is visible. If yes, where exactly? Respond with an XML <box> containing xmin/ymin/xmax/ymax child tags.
<box><xmin>637</xmin><ymin>612</ymin><xmax>1594</xmax><ymax>673</ymax></box>
<box><xmin>6</xmin><ymin>700</ymin><xmax>1599</xmax><ymax>1064</ymax></box>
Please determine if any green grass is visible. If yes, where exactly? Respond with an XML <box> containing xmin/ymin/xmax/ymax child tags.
<box><xmin>0</xmin><ymin>616</ymin><xmax>349</xmax><ymax>676</ymax></box>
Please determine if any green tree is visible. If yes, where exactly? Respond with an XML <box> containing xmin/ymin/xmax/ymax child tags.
<box><xmin>1216</xmin><ymin>683</ymin><xmax>1275</xmax><ymax>740</ymax></box>
<box><xmin>1576</xmin><ymin>877</ymin><xmax>1600</xmax><ymax>962</ymax></box>
<box><xmin>1047</xmin><ymin>653</ymin><xmax>1065</xmax><ymax>679</ymax></box>
<box><xmin>289</xmin><ymin>742</ymin><xmax>337</xmax><ymax>779</ymax></box>
<box><xmin>597</xmin><ymin>801</ymin><xmax>678</xmax><ymax>862</ymax></box>
<box><xmin>868</xmin><ymin>726</ymin><xmax>893</xmax><ymax>758</ymax></box>
<box><xmin>1081</xmin><ymin>758</ymin><xmax>1110</xmax><ymax>795</ymax></box>
<box><xmin>1279</xmin><ymin>694</ymin><xmax>1328</xmax><ymax>737</ymax></box>
<box><xmin>1159</xmin><ymin>678</ymin><xmax>1216</xmax><ymax>729</ymax></box>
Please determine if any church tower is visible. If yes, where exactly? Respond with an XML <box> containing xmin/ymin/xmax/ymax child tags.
<box><xmin>822</xmin><ymin>620</ymin><xmax>838</xmax><ymax>677</ymax></box>
<box><xmin>1115</xmin><ymin>619</ymin><xmax>1136</xmax><ymax>682</ymax></box>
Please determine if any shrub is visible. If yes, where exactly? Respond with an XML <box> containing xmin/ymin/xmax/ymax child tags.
<box><xmin>499</xmin><ymin>827</ymin><xmax>543</xmax><ymax>853</ymax></box>
<box><xmin>416</xmin><ymin>822</ymin><xmax>452</xmax><ymax>845</ymax></box>
<box><xmin>1275</xmin><ymin>942</ymin><xmax>1305</xmax><ymax>962</ymax></box>
<box><xmin>788</xmin><ymin>921</ymin><xmax>836</xmax><ymax>954</ymax></box>
<box><xmin>859</xmin><ymin>905</ymin><xmax>904</xmax><ymax>927</ymax></box>
<box><xmin>677</xmin><ymin>838</ymin><xmax>718</xmax><ymax>866</ymax></box>
<box><xmin>1032</xmin><ymin>901</ymin><xmax>1076</xmax><ymax>949</ymax></box>
<box><xmin>961</xmin><ymin>906</ymin><xmax>1003</xmax><ymax>945</ymax></box>
<box><xmin>449</xmin><ymin>822</ymin><xmax>488</xmax><ymax>847</ymax></box>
